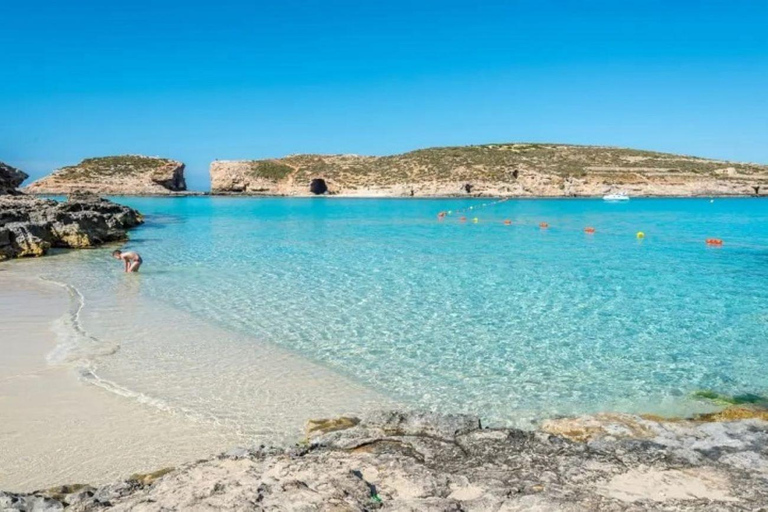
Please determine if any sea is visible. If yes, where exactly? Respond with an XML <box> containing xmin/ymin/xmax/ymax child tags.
<box><xmin>7</xmin><ymin>196</ymin><xmax>768</xmax><ymax>441</ymax></box>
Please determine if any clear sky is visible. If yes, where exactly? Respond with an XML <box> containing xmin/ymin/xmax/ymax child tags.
<box><xmin>1</xmin><ymin>0</ymin><xmax>766</xmax><ymax>190</ymax></box>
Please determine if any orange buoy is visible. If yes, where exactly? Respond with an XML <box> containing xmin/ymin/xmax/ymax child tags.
<box><xmin>459</xmin><ymin>216</ymin><xmax>467</xmax><ymax>222</ymax></box>
<box><xmin>539</xmin><ymin>222</ymin><xmax>549</xmax><ymax>229</ymax></box>
<box><xmin>706</xmin><ymin>238</ymin><xmax>723</xmax><ymax>246</ymax></box>
<box><xmin>503</xmin><ymin>219</ymin><xmax>512</xmax><ymax>225</ymax></box>
<box><xmin>584</xmin><ymin>227</ymin><xmax>596</xmax><ymax>234</ymax></box>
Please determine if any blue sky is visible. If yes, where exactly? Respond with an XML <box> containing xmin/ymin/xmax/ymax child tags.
<box><xmin>1</xmin><ymin>0</ymin><xmax>766</xmax><ymax>190</ymax></box>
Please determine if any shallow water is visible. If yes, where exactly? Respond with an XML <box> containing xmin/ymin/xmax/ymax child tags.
<box><xmin>8</xmin><ymin>197</ymin><xmax>768</xmax><ymax>433</ymax></box>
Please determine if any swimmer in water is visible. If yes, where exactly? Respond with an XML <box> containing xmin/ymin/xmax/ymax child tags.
<box><xmin>112</xmin><ymin>249</ymin><xmax>142</xmax><ymax>273</ymax></box>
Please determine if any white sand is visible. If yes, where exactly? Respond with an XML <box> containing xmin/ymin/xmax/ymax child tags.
<box><xmin>0</xmin><ymin>271</ymin><xmax>390</xmax><ymax>492</ymax></box>
<box><xmin>0</xmin><ymin>274</ymin><xmax>242</xmax><ymax>491</ymax></box>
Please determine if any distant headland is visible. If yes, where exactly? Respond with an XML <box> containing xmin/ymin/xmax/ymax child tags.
<box><xmin>14</xmin><ymin>143</ymin><xmax>768</xmax><ymax>197</ymax></box>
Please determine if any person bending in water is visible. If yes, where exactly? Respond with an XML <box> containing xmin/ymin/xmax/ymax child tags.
<box><xmin>112</xmin><ymin>249</ymin><xmax>142</xmax><ymax>273</ymax></box>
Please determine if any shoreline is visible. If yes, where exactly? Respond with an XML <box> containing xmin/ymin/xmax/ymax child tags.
<box><xmin>0</xmin><ymin>274</ymin><xmax>243</xmax><ymax>491</ymax></box>
<box><xmin>3</xmin><ymin>409</ymin><xmax>768</xmax><ymax>510</ymax></box>
<box><xmin>26</xmin><ymin>191</ymin><xmax>768</xmax><ymax>199</ymax></box>
<box><xmin>0</xmin><ymin>271</ymin><xmax>389</xmax><ymax>492</ymax></box>
<box><xmin>1</xmin><ymin>274</ymin><xmax>767</xmax><ymax>509</ymax></box>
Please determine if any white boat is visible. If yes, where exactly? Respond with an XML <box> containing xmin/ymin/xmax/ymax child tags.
<box><xmin>603</xmin><ymin>192</ymin><xmax>630</xmax><ymax>202</ymax></box>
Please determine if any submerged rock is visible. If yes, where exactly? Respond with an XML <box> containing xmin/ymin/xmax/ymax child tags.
<box><xmin>0</xmin><ymin>194</ymin><xmax>143</xmax><ymax>260</ymax></box>
<box><xmin>3</xmin><ymin>410</ymin><xmax>766</xmax><ymax>510</ymax></box>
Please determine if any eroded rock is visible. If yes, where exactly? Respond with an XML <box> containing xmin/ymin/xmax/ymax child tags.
<box><xmin>25</xmin><ymin>155</ymin><xmax>186</xmax><ymax>195</ymax></box>
<box><xmin>0</xmin><ymin>194</ymin><xmax>143</xmax><ymax>260</ymax></box>
<box><xmin>3</xmin><ymin>410</ymin><xmax>766</xmax><ymax>510</ymax></box>
<box><xmin>208</xmin><ymin>144</ymin><xmax>768</xmax><ymax>197</ymax></box>
<box><xmin>0</xmin><ymin>161</ymin><xmax>28</xmax><ymax>195</ymax></box>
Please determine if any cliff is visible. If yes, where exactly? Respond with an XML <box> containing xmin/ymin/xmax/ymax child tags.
<box><xmin>210</xmin><ymin>143</ymin><xmax>768</xmax><ymax>197</ymax></box>
<box><xmin>2</xmin><ymin>408</ymin><xmax>766</xmax><ymax>510</ymax></box>
<box><xmin>25</xmin><ymin>156</ymin><xmax>186</xmax><ymax>195</ymax></box>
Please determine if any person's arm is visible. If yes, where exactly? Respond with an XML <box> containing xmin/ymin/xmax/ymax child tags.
<box><xmin>124</xmin><ymin>257</ymin><xmax>130</xmax><ymax>272</ymax></box>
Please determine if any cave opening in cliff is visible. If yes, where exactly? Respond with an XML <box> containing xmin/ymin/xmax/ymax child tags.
<box><xmin>310</xmin><ymin>178</ymin><xmax>328</xmax><ymax>195</ymax></box>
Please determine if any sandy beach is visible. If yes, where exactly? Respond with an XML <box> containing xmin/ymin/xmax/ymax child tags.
<box><xmin>0</xmin><ymin>271</ymin><xmax>389</xmax><ymax>492</ymax></box>
<box><xmin>0</xmin><ymin>274</ymin><xmax>240</xmax><ymax>491</ymax></box>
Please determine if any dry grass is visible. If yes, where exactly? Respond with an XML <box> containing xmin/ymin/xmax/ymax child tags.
<box><xmin>240</xmin><ymin>143</ymin><xmax>767</xmax><ymax>186</ymax></box>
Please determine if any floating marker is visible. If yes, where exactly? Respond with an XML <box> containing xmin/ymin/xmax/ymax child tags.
<box><xmin>584</xmin><ymin>227</ymin><xmax>596</xmax><ymax>234</ymax></box>
<box><xmin>706</xmin><ymin>238</ymin><xmax>723</xmax><ymax>246</ymax></box>
<box><xmin>472</xmin><ymin>217</ymin><xmax>479</xmax><ymax>223</ymax></box>
<box><xmin>459</xmin><ymin>216</ymin><xmax>467</xmax><ymax>222</ymax></box>
<box><xmin>503</xmin><ymin>219</ymin><xmax>512</xmax><ymax>225</ymax></box>
<box><xmin>636</xmin><ymin>231</ymin><xmax>645</xmax><ymax>239</ymax></box>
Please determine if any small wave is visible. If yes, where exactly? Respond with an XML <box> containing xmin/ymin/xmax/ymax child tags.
<box><xmin>39</xmin><ymin>276</ymin><xmax>121</xmax><ymax>365</ymax></box>
<box><xmin>76</xmin><ymin>364</ymin><xmax>229</xmax><ymax>429</ymax></box>
<box><xmin>37</xmin><ymin>276</ymin><xmax>243</xmax><ymax>437</ymax></box>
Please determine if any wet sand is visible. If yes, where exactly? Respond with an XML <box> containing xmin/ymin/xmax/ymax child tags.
<box><xmin>0</xmin><ymin>274</ymin><xmax>240</xmax><ymax>491</ymax></box>
<box><xmin>0</xmin><ymin>268</ymin><xmax>391</xmax><ymax>492</ymax></box>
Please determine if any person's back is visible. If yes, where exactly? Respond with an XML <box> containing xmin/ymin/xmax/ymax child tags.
<box><xmin>112</xmin><ymin>249</ymin><xmax>142</xmax><ymax>273</ymax></box>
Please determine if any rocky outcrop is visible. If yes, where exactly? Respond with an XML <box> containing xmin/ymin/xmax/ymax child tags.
<box><xmin>210</xmin><ymin>144</ymin><xmax>768</xmax><ymax>197</ymax></box>
<box><xmin>0</xmin><ymin>162</ymin><xmax>28</xmax><ymax>195</ymax></box>
<box><xmin>0</xmin><ymin>193</ymin><xmax>143</xmax><ymax>260</ymax></box>
<box><xmin>3</xmin><ymin>409</ymin><xmax>766</xmax><ymax>510</ymax></box>
<box><xmin>25</xmin><ymin>155</ymin><xmax>186</xmax><ymax>195</ymax></box>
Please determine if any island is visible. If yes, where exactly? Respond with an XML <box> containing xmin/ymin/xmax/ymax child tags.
<box><xmin>210</xmin><ymin>143</ymin><xmax>768</xmax><ymax>197</ymax></box>
<box><xmin>25</xmin><ymin>155</ymin><xmax>187</xmax><ymax>196</ymax></box>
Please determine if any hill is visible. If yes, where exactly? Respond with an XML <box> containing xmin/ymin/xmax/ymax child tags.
<box><xmin>210</xmin><ymin>143</ymin><xmax>768</xmax><ymax>197</ymax></box>
<box><xmin>26</xmin><ymin>155</ymin><xmax>186</xmax><ymax>195</ymax></box>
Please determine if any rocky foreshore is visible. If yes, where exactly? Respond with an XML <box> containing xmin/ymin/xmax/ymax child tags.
<box><xmin>3</xmin><ymin>408</ymin><xmax>766</xmax><ymax>511</ymax></box>
<box><xmin>0</xmin><ymin>193</ymin><xmax>143</xmax><ymax>260</ymax></box>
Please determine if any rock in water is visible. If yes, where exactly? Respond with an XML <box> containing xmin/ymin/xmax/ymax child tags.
<box><xmin>0</xmin><ymin>194</ymin><xmax>143</xmax><ymax>260</ymax></box>
<box><xmin>0</xmin><ymin>161</ymin><xmax>29</xmax><ymax>195</ymax></box>
<box><xmin>25</xmin><ymin>155</ymin><xmax>186</xmax><ymax>195</ymax></box>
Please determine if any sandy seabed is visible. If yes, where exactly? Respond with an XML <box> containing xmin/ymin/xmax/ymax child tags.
<box><xmin>0</xmin><ymin>274</ymin><xmax>242</xmax><ymax>491</ymax></box>
<box><xmin>0</xmin><ymin>271</ymin><xmax>388</xmax><ymax>492</ymax></box>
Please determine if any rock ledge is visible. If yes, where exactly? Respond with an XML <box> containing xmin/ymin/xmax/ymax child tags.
<box><xmin>0</xmin><ymin>193</ymin><xmax>143</xmax><ymax>260</ymax></box>
<box><xmin>3</xmin><ymin>409</ymin><xmax>766</xmax><ymax>511</ymax></box>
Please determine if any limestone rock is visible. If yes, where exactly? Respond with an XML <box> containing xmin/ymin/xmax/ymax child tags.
<box><xmin>25</xmin><ymin>155</ymin><xmax>186</xmax><ymax>195</ymax></box>
<box><xmin>0</xmin><ymin>194</ymin><xmax>142</xmax><ymax>260</ymax></box>
<box><xmin>305</xmin><ymin>416</ymin><xmax>360</xmax><ymax>440</ymax></box>
<box><xmin>0</xmin><ymin>161</ymin><xmax>28</xmax><ymax>195</ymax></box>
<box><xmin>3</xmin><ymin>410</ymin><xmax>766</xmax><ymax>510</ymax></box>
<box><xmin>209</xmin><ymin>143</ymin><xmax>768</xmax><ymax>197</ymax></box>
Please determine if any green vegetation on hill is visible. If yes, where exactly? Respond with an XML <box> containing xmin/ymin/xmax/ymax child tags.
<box><xmin>248</xmin><ymin>160</ymin><xmax>294</xmax><ymax>180</ymax></box>
<box><xmin>241</xmin><ymin>143</ymin><xmax>767</xmax><ymax>188</ymax></box>
<box><xmin>56</xmin><ymin>156</ymin><xmax>177</xmax><ymax>180</ymax></box>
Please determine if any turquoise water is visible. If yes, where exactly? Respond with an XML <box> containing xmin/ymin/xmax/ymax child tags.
<box><xmin>11</xmin><ymin>197</ymin><xmax>768</xmax><ymax>430</ymax></box>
